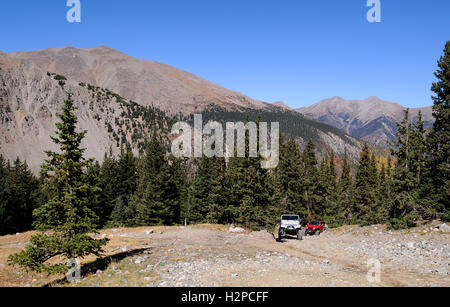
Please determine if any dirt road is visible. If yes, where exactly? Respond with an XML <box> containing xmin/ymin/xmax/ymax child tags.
<box><xmin>0</xmin><ymin>223</ymin><xmax>448</xmax><ymax>287</ymax></box>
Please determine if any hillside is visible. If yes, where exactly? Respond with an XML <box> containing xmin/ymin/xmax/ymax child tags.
<box><xmin>8</xmin><ymin>46</ymin><xmax>268</xmax><ymax>115</ymax></box>
<box><xmin>0</xmin><ymin>47</ymin><xmax>365</xmax><ymax>172</ymax></box>
<box><xmin>198</xmin><ymin>105</ymin><xmax>362</xmax><ymax>162</ymax></box>
<box><xmin>297</xmin><ymin>96</ymin><xmax>433</xmax><ymax>146</ymax></box>
<box><xmin>0</xmin><ymin>52</ymin><xmax>174</xmax><ymax>173</ymax></box>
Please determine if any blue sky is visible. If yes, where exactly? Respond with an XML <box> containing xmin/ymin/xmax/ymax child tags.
<box><xmin>1</xmin><ymin>0</ymin><xmax>449</xmax><ymax>108</ymax></box>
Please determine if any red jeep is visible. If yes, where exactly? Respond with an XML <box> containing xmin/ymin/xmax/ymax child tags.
<box><xmin>305</xmin><ymin>220</ymin><xmax>325</xmax><ymax>236</ymax></box>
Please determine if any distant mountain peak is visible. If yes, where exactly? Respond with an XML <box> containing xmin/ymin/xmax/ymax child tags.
<box><xmin>296</xmin><ymin>96</ymin><xmax>433</xmax><ymax>146</ymax></box>
<box><xmin>272</xmin><ymin>101</ymin><xmax>293</xmax><ymax>110</ymax></box>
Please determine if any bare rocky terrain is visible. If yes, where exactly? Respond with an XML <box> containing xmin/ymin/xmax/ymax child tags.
<box><xmin>1</xmin><ymin>223</ymin><xmax>448</xmax><ymax>287</ymax></box>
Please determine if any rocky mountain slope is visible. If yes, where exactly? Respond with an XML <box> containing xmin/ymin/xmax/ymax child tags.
<box><xmin>0</xmin><ymin>52</ymin><xmax>174</xmax><ymax>173</ymax></box>
<box><xmin>297</xmin><ymin>96</ymin><xmax>433</xmax><ymax>146</ymax></box>
<box><xmin>8</xmin><ymin>46</ymin><xmax>268</xmax><ymax>115</ymax></box>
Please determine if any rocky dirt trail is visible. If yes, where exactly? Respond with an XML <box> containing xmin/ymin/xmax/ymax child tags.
<box><xmin>0</xmin><ymin>223</ymin><xmax>448</xmax><ymax>287</ymax></box>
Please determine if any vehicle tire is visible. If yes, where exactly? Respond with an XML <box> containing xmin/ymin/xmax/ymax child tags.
<box><xmin>314</xmin><ymin>230</ymin><xmax>320</xmax><ymax>236</ymax></box>
<box><xmin>297</xmin><ymin>230</ymin><xmax>303</xmax><ymax>241</ymax></box>
<box><xmin>278</xmin><ymin>229</ymin><xmax>283</xmax><ymax>241</ymax></box>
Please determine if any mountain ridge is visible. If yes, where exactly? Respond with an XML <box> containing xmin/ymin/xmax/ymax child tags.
<box><xmin>1</xmin><ymin>47</ymin><xmax>364</xmax><ymax>173</ymax></box>
<box><xmin>7</xmin><ymin>46</ymin><xmax>270</xmax><ymax>115</ymax></box>
<box><xmin>296</xmin><ymin>96</ymin><xmax>433</xmax><ymax>146</ymax></box>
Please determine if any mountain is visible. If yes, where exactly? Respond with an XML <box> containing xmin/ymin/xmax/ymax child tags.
<box><xmin>297</xmin><ymin>96</ymin><xmax>433</xmax><ymax>146</ymax></box>
<box><xmin>8</xmin><ymin>46</ymin><xmax>268</xmax><ymax>115</ymax></box>
<box><xmin>1</xmin><ymin>47</ymin><xmax>364</xmax><ymax>173</ymax></box>
<box><xmin>271</xmin><ymin>101</ymin><xmax>293</xmax><ymax>111</ymax></box>
<box><xmin>0</xmin><ymin>52</ymin><xmax>174</xmax><ymax>173</ymax></box>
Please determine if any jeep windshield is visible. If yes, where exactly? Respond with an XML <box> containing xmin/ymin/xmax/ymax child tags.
<box><xmin>282</xmin><ymin>216</ymin><xmax>299</xmax><ymax>220</ymax></box>
<box><xmin>309</xmin><ymin>221</ymin><xmax>320</xmax><ymax>225</ymax></box>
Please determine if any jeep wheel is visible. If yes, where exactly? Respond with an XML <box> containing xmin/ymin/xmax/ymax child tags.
<box><xmin>278</xmin><ymin>229</ymin><xmax>283</xmax><ymax>240</ymax></box>
<box><xmin>297</xmin><ymin>230</ymin><xmax>303</xmax><ymax>241</ymax></box>
<box><xmin>314</xmin><ymin>230</ymin><xmax>320</xmax><ymax>236</ymax></box>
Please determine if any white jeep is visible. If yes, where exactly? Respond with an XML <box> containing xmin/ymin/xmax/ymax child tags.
<box><xmin>278</xmin><ymin>214</ymin><xmax>304</xmax><ymax>241</ymax></box>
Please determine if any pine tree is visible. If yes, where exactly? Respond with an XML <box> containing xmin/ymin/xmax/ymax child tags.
<box><xmin>218</xmin><ymin>115</ymin><xmax>272</xmax><ymax>230</ymax></box>
<box><xmin>425</xmin><ymin>41</ymin><xmax>450</xmax><ymax>221</ymax></box>
<box><xmin>338</xmin><ymin>150</ymin><xmax>353</xmax><ymax>224</ymax></box>
<box><xmin>0</xmin><ymin>155</ymin><xmax>10</xmax><ymax>235</ymax></box>
<box><xmin>237</xmin><ymin>162</ymin><xmax>271</xmax><ymax>230</ymax></box>
<box><xmin>240</xmin><ymin>115</ymin><xmax>272</xmax><ymax>230</ymax></box>
<box><xmin>390</xmin><ymin>110</ymin><xmax>420</xmax><ymax>229</ymax></box>
<box><xmin>270</xmin><ymin>137</ymin><xmax>305</xmax><ymax>219</ymax></box>
<box><xmin>224</xmin><ymin>156</ymin><xmax>247</xmax><ymax>225</ymax></box>
<box><xmin>85</xmin><ymin>160</ymin><xmax>103</xmax><ymax>226</ymax></box>
<box><xmin>321</xmin><ymin>153</ymin><xmax>340</xmax><ymax>227</ymax></box>
<box><xmin>7</xmin><ymin>158</ymin><xmax>39</xmax><ymax>233</ymax></box>
<box><xmin>301</xmin><ymin>140</ymin><xmax>318</xmax><ymax>220</ymax></box>
<box><xmin>96</xmin><ymin>148</ymin><xmax>119</xmax><ymax>226</ymax></box>
<box><xmin>354</xmin><ymin>144</ymin><xmax>379</xmax><ymax>226</ymax></box>
<box><xmin>0</xmin><ymin>157</ymin><xmax>40</xmax><ymax>235</ymax></box>
<box><xmin>376</xmin><ymin>158</ymin><xmax>393</xmax><ymax>224</ymax></box>
<box><xmin>409</xmin><ymin>112</ymin><xmax>431</xmax><ymax>219</ymax></box>
<box><xmin>110</xmin><ymin>144</ymin><xmax>137</xmax><ymax>226</ymax></box>
<box><xmin>188</xmin><ymin>156</ymin><xmax>216</xmax><ymax>223</ymax></box>
<box><xmin>168</xmin><ymin>155</ymin><xmax>188</xmax><ymax>225</ymax></box>
<box><xmin>207</xmin><ymin>157</ymin><xmax>228</xmax><ymax>224</ymax></box>
<box><xmin>8</xmin><ymin>93</ymin><xmax>108</xmax><ymax>274</ymax></box>
<box><xmin>131</xmin><ymin>135</ymin><xmax>180</xmax><ymax>226</ymax></box>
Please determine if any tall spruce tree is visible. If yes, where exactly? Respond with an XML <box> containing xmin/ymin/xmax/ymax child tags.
<box><xmin>376</xmin><ymin>157</ymin><xmax>393</xmax><ymax>224</ymax></box>
<box><xmin>301</xmin><ymin>140</ymin><xmax>318</xmax><ymax>220</ymax></box>
<box><xmin>207</xmin><ymin>157</ymin><xmax>228</xmax><ymax>224</ymax></box>
<box><xmin>270</xmin><ymin>137</ymin><xmax>305</xmax><ymax>218</ymax></box>
<box><xmin>353</xmin><ymin>144</ymin><xmax>379</xmax><ymax>226</ymax></box>
<box><xmin>131</xmin><ymin>135</ymin><xmax>180</xmax><ymax>226</ymax></box>
<box><xmin>7</xmin><ymin>158</ymin><xmax>39</xmax><ymax>234</ymax></box>
<box><xmin>320</xmin><ymin>153</ymin><xmax>340</xmax><ymax>227</ymax></box>
<box><xmin>237</xmin><ymin>156</ymin><xmax>271</xmax><ymax>230</ymax></box>
<box><xmin>110</xmin><ymin>144</ymin><xmax>137</xmax><ymax>226</ymax></box>
<box><xmin>426</xmin><ymin>41</ymin><xmax>450</xmax><ymax>221</ymax></box>
<box><xmin>409</xmin><ymin>112</ymin><xmax>431</xmax><ymax>219</ymax></box>
<box><xmin>0</xmin><ymin>157</ymin><xmax>40</xmax><ymax>235</ymax></box>
<box><xmin>390</xmin><ymin>110</ymin><xmax>421</xmax><ymax>229</ymax></box>
<box><xmin>8</xmin><ymin>93</ymin><xmax>108</xmax><ymax>274</ymax></box>
<box><xmin>188</xmin><ymin>156</ymin><xmax>216</xmax><ymax>223</ymax></box>
<box><xmin>0</xmin><ymin>155</ymin><xmax>10</xmax><ymax>235</ymax></box>
<box><xmin>338</xmin><ymin>150</ymin><xmax>353</xmax><ymax>224</ymax></box>
<box><xmin>96</xmin><ymin>148</ymin><xmax>119</xmax><ymax>226</ymax></box>
<box><xmin>168</xmin><ymin>155</ymin><xmax>187</xmax><ymax>225</ymax></box>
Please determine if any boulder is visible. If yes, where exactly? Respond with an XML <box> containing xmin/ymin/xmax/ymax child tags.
<box><xmin>438</xmin><ymin>224</ymin><xmax>450</xmax><ymax>233</ymax></box>
<box><xmin>229</xmin><ymin>226</ymin><xmax>246</xmax><ymax>233</ymax></box>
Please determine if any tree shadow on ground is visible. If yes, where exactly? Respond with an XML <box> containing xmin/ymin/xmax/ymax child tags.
<box><xmin>43</xmin><ymin>247</ymin><xmax>151</xmax><ymax>287</ymax></box>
